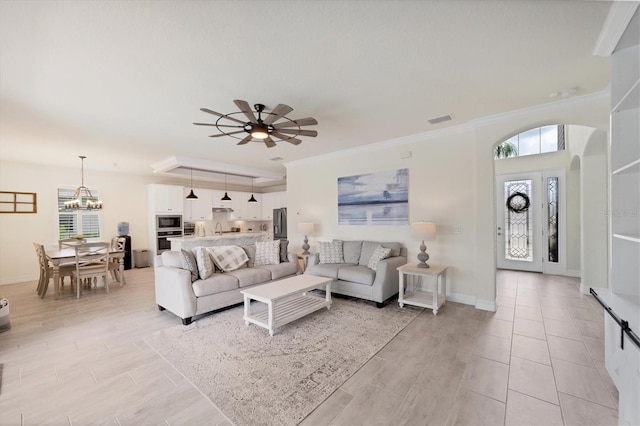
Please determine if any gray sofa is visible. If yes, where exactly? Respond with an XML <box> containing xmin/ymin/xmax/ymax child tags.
<box><xmin>304</xmin><ymin>240</ymin><xmax>407</xmax><ymax>307</ymax></box>
<box><xmin>155</xmin><ymin>244</ymin><xmax>299</xmax><ymax>325</ymax></box>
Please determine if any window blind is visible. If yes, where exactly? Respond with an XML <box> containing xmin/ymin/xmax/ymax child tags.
<box><xmin>57</xmin><ymin>188</ymin><xmax>101</xmax><ymax>238</ymax></box>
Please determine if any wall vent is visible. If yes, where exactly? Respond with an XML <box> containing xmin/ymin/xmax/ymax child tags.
<box><xmin>427</xmin><ymin>114</ymin><xmax>453</xmax><ymax>125</ymax></box>
<box><xmin>270</xmin><ymin>157</ymin><xmax>284</xmax><ymax>161</ymax></box>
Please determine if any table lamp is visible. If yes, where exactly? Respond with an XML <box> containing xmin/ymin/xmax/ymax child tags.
<box><xmin>411</xmin><ymin>221</ymin><xmax>437</xmax><ymax>268</ymax></box>
<box><xmin>297</xmin><ymin>222</ymin><xmax>315</xmax><ymax>255</ymax></box>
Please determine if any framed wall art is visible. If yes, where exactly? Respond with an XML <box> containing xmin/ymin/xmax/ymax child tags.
<box><xmin>338</xmin><ymin>168</ymin><xmax>408</xmax><ymax>225</ymax></box>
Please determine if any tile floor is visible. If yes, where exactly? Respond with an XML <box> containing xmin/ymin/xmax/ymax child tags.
<box><xmin>0</xmin><ymin>268</ymin><xmax>619</xmax><ymax>425</ymax></box>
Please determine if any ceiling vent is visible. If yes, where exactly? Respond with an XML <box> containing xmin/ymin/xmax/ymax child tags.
<box><xmin>427</xmin><ymin>114</ymin><xmax>453</xmax><ymax>125</ymax></box>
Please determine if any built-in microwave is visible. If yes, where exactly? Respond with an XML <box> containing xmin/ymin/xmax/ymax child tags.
<box><xmin>156</xmin><ymin>215</ymin><xmax>182</xmax><ymax>230</ymax></box>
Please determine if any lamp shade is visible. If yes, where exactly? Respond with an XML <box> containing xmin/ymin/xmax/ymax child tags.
<box><xmin>411</xmin><ymin>222</ymin><xmax>437</xmax><ymax>241</ymax></box>
<box><xmin>297</xmin><ymin>222</ymin><xmax>315</xmax><ymax>234</ymax></box>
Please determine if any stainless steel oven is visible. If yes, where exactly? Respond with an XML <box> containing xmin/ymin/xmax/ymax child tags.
<box><xmin>156</xmin><ymin>229</ymin><xmax>182</xmax><ymax>254</ymax></box>
<box><xmin>156</xmin><ymin>215</ymin><xmax>182</xmax><ymax>230</ymax></box>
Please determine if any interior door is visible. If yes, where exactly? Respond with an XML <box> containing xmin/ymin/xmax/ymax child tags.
<box><xmin>496</xmin><ymin>172</ymin><xmax>543</xmax><ymax>272</ymax></box>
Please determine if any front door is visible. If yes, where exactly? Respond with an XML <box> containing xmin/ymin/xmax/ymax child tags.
<box><xmin>496</xmin><ymin>170</ymin><xmax>565</xmax><ymax>273</ymax></box>
<box><xmin>496</xmin><ymin>172</ymin><xmax>543</xmax><ymax>272</ymax></box>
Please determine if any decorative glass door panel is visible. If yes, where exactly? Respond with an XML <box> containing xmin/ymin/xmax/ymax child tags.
<box><xmin>504</xmin><ymin>179</ymin><xmax>533</xmax><ymax>262</ymax></box>
<box><xmin>497</xmin><ymin>172</ymin><xmax>542</xmax><ymax>272</ymax></box>
<box><xmin>547</xmin><ymin>177</ymin><xmax>559</xmax><ymax>263</ymax></box>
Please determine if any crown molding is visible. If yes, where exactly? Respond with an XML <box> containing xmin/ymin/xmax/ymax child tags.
<box><xmin>285</xmin><ymin>123</ymin><xmax>473</xmax><ymax>167</ymax></box>
<box><xmin>593</xmin><ymin>1</ymin><xmax>639</xmax><ymax>57</ymax></box>
<box><xmin>467</xmin><ymin>90</ymin><xmax>610</xmax><ymax>128</ymax></box>
<box><xmin>286</xmin><ymin>90</ymin><xmax>610</xmax><ymax>167</ymax></box>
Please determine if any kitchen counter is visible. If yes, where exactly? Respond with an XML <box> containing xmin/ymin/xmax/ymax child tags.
<box><xmin>169</xmin><ymin>232</ymin><xmax>270</xmax><ymax>251</ymax></box>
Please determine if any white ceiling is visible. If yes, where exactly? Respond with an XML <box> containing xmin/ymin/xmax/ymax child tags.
<box><xmin>0</xmin><ymin>0</ymin><xmax>613</xmax><ymax>186</ymax></box>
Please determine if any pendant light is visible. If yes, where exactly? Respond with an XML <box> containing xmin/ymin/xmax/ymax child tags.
<box><xmin>64</xmin><ymin>155</ymin><xmax>103</xmax><ymax>210</ymax></box>
<box><xmin>221</xmin><ymin>173</ymin><xmax>232</xmax><ymax>201</ymax></box>
<box><xmin>186</xmin><ymin>168</ymin><xmax>198</xmax><ymax>200</ymax></box>
<box><xmin>248</xmin><ymin>177</ymin><xmax>257</xmax><ymax>203</ymax></box>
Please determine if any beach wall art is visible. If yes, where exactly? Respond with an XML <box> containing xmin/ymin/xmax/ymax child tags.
<box><xmin>338</xmin><ymin>168</ymin><xmax>409</xmax><ymax>225</ymax></box>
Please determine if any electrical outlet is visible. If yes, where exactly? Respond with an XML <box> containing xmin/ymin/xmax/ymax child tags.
<box><xmin>452</xmin><ymin>226</ymin><xmax>461</xmax><ymax>234</ymax></box>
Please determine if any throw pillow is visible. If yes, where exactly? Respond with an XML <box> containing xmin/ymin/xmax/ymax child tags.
<box><xmin>208</xmin><ymin>245</ymin><xmax>249</xmax><ymax>272</ymax></box>
<box><xmin>255</xmin><ymin>240</ymin><xmax>281</xmax><ymax>266</ymax></box>
<box><xmin>279</xmin><ymin>239</ymin><xmax>289</xmax><ymax>263</ymax></box>
<box><xmin>180</xmin><ymin>249</ymin><xmax>199</xmax><ymax>282</ymax></box>
<box><xmin>318</xmin><ymin>241</ymin><xmax>344</xmax><ymax>264</ymax></box>
<box><xmin>367</xmin><ymin>245</ymin><xmax>391</xmax><ymax>271</ymax></box>
<box><xmin>193</xmin><ymin>246</ymin><xmax>215</xmax><ymax>279</ymax></box>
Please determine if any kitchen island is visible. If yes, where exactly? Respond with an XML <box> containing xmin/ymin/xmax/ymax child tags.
<box><xmin>168</xmin><ymin>232</ymin><xmax>269</xmax><ymax>251</ymax></box>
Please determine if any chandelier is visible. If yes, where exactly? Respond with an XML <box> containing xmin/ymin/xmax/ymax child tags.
<box><xmin>64</xmin><ymin>156</ymin><xmax>103</xmax><ymax>210</ymax></box>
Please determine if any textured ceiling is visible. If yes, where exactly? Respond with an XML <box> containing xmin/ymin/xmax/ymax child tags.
<box><xmin>0</xmin><ymin>0</ymin><xmax>612</xmax><ymax>185</ymax></box>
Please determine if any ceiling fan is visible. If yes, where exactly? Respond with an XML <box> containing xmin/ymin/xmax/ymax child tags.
<box><xmin>194</xmin><ymin>100</ymin><xmax>318</xmax><ymax>148</ymax></box>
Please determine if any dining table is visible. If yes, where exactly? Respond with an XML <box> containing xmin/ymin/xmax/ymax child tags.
<box><xmin>46</xmin><ymin>242</ymin><xmax>125</xmax><ymax>299</ymax></box>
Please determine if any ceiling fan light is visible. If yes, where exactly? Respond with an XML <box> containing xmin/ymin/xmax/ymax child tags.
<box><xmin>251</xmin><ymin>129</ymin><xmax>269</xmax><ymax>139</ymax></box>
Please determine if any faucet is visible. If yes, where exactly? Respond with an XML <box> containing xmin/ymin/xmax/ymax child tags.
<box><xmin>215</xmin><ymin>222</ymin><xmax>223</xmax><ymax>235</ymax></box>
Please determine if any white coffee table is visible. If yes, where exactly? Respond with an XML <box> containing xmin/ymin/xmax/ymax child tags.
<box><xmin>241</xmin><ymin>275</ymin><xmax>332</xmax><ymax>336</ymax></box>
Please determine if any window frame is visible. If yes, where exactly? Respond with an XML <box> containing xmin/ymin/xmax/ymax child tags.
<box><xmin>57</xmin><ymin>186</ymin><xmax>102</xmax><ymax>239</ymax></box>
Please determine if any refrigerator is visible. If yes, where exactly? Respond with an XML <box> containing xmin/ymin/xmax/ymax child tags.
<box><xmin>273</xmin><ymin>208</ymin><xmax>287</xmax><ymax>240</ymax></box>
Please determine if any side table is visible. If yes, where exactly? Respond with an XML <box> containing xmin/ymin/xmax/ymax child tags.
<box><xmin>297</xmin><ymin>253</ymin><xmax>312</xmax><ymax>273</ymax></box>
<box><xmin>397</xmin><ymin>263</ymin><xmax>448</xmax><ymax>315</ymax></box>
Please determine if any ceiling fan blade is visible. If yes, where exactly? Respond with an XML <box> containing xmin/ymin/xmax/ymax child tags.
<box><xmin>276</xmin><ymin>129</ymin><xmax>318</xmax><ymax>137</ymax></box>
<box><xmin>237</xmin><ymin>134</ymin><xmax>253</xmax><ymax>145</ymax></box>
<box><xmin>233</xmin><ymin>99</ymin><xmax>258</xmax><ymax>123</ymax></box>
<box><xmin>208</xmin><ymin>130</ymin><xmax>246</xmax><ymax>138</ymax></box>
<box><xmin>201</xmin><ymin>108</ymin><xmax>247</xmax><ymax>125</ymax></box>
<box><xmin>194</xmin><ymin>123</ymin><xmax>243</xmax><ymax>128</ymax></box>
<box><xmin>272</xmin><ymin>117</ymin><xmax>318</xmax><ymax>129</ymax></box>
<box><xmin>272</xmin><ymin>131</ymin><xmax>302</xmax><ymax>145</ymax></box>
<box><xmin>263</xmin><ymin>104</ymin><xmax>293</xmax><ymax>125</ymax></box>
<box><xmin>264</xmin><ymin>136</ymin><xmax>277</xmax><ymax>148</ymax></box>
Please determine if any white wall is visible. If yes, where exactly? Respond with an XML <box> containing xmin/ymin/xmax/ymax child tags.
<box><xmin>0</xmin><ymin>161</ymin><xmax>173</xmax><ymax>284</ymax></box>
<box><xmin>566</xmin><ymin>125</ymin><xmax>610</xmax><ymax>291</ymax></box>
<box><xmin>286</xmin><ymin>93</ymin><xmax>610</xmax><ymax>309</ymax></box>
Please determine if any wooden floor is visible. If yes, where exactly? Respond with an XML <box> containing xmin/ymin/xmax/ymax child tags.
<box><xmin>0</xmin><ymin>268</ymin><xmax>618</xmax><ymax>425</ymax></box>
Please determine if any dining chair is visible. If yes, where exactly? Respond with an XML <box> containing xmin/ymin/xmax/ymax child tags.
<box><xmin>33</xmin><ymin>242</ymin><xmax>74</xmax><ymax>298</ymax></box>
<box><xmin>108</xmin><ymin>236</ymin><xmax>127</xmax><ymax>285</ymax></box>
<box><xmin>58</xmin><ymin>237</ymin><xmax>86</xmax><ymax>249</ymax></box>
<box><xmin>71</xmin><ymin>242</ymin><xmax>110</xmax><ymax>299</ymax></box>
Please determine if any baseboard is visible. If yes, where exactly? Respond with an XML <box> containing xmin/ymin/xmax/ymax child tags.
<box><xmin>475</xmin><ymin>298</ymin><xmax>497</xmax><ymax>312</ymax></box>
<box><xmin>566</xmin><ymin>269</ymin><xmax>581</xmax><ymax>278</ymax></box>
<box><xmin>0</xmin><ymin>274</ymin><xmax>38</xmax><ymax>286</ymax></box>
<box><xmin>584</xmin><ymin>285</ymin><xmax>608</xmax><ymax>296</ymax></box>
<box><xmin>446</xmin><ymin>292</ymin><xmax>476</xmax><ymax>307</ymax></box>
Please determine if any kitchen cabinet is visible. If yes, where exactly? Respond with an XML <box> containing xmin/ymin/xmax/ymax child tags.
<box><xmin>148</xmin><ymin>184</ymin><xmax>184</xmax><ymax>214</ymax></box>
<box><xmin>261</xmin><ymin>192</ymin><xmax>275</xmax><ymax>220</ymax></box>
<box><xmin>261</xmin><ymin>191</ymin><xmax>287</xmax><ymax>220</ymax></box>
<box><xmin>211</xmin><ymin>189</ymin><xmax>233</xmax><ymax>209</ymax></box>
<box><xmin>230</xmin><ymin>192</ymin><xmax>249</xmax><ymax>220</ymax></box>
<box><xmin>246</xmin><ymin>193</ymin><xmax>262</xmax><ymax>220</ymax></box>
<box><xmin>183</xmin><ymin>188</ymin><xmax>213</xmax><ymax>221</ymax></box>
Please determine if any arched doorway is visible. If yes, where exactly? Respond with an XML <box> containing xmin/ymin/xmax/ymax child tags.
<box><xmin>492</xmin><ymin>124</ymin><xmax>606</xmax><ymax>285</ymax></box>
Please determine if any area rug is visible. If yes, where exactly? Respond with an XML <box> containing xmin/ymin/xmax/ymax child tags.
<box><xmin>144</xmin><ymin>295</ymin><xmax>422</xmax><ymax>426</ymax></box>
